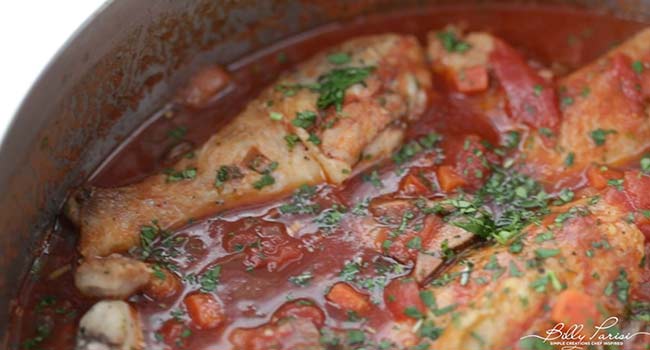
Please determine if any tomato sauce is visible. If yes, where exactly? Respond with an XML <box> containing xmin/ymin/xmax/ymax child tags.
<box><xmin>9</xmin><ymin>4</ymin><xmax>649</xmax><ymax>349</ymax></box>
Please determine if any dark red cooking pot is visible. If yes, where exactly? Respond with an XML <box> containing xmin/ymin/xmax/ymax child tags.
<box><xmin>1</xmin><ymin>0</ymin><xmax>649</xmax><ymax>345</ymax></box>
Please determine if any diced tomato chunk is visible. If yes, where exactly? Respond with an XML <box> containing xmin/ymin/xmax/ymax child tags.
<box><xmin>184</xmin><ymin>293</ymin><xmax>225</xmax><ymax>330</ymax></box>
<box><xmin>272</xmin><ymin>299</ymin><xmax>325</xmax><ymax>327</ymax></box>
<box><xmin>437</xmin><ymin>165</ymin><xmax>466</xmax><ymax>192</ymax></box>
<box><xmin>400</xmin><ymin>173</ymin><xmax>431</xmax><ymax>196</ymax></box>
<box><xmin>144</xmin><ymin>267</ymin><xmax>182</xmax><ymax>300</ymax></box>
<box><xmin>159</xmin><ymin>319</ymin><xmax>190</xmax><ymax>348</ymax></box>
<box><xmin>452</xmin><ymin>65</ymin><xmax>489</xmax><ymax>93</ymax></box>
<box><xmin>585</xmin><ymin>165</ymin><xmax>623</xmax><ymax>190</ymax></box>
<box><xmin>623</xmin><ymin>170</ymin><xmax>650</xmax><ymax>210</ymax></box>
<box><xmin>636</xmin><ymin>222</ymin><xmax>650</xmax><ymax>241</ymax></box>
<box><xmin>456</xmin><ymin>136</ymin><xmax>496</xmax><ymax>188</ymax></box>
<box><xmin>610</xmin><ymin>53</ymin><xmax>644</xmax><ymax>110</ymax></box>
<box><xmin>490</xmin><ymin>39</ymin><xmax>560</xmax><ymax>130</ymax></box>
<box><xmin>384</xmin><ymin>278</ymin><xmax>426</xmax><ymax>321</ymax></box>
<box><xmin>326</xmin><ymin>282</ymin><xmax>371</xmax><ymax>314</ymax></box>
<box><xmin>551</xmin><ymin>289</ymin><xmax>599</xmax><ymax>326</ymax></box>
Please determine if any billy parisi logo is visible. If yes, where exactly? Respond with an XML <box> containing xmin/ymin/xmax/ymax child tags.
<box><xmin>519</xmin><ymin>316</ymin><xmax>650</xmax><ymax>350</ymax></box>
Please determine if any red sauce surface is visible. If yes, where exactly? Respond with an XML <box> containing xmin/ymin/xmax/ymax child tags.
<box><xmin>9</xmin><ymin>4</ymin><xmax>650</xmax><ymax>350</ymax></box>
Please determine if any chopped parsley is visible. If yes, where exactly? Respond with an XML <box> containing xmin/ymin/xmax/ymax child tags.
<box><xmin>251</xmin><ymin>160</ymin><xmax>278</xmax><ymax>190</ymax></box>
<box><xmin>641</xmin><ymin>155</ymin><xmax>650</xmax><ymax>173</ymax></box>
<box><xmin>509</xmin><ymin>261</ymin><xmax>524</xmax><ymax>277</ymax></box>
<box><xmin>446</xmin><ymin>166</ymin><xmax>549</xmax><ymax>245</ymax></box>
<box><xmin>327</xmin><ymin>52</ymin><xmax>351</xmax><ymax>65</ymax></box>
<box><xmin>315</xmin><ymin>204</ymin><xmax>346</xmax><ymax>232</ymax></box>
<box><xmin>278</xmin><ymin>66</ymin><xmax>375</xmax><ymax>112</ymax></box>
<box><xmin>276</xmin><ymin>52</ymin><xmax>288</xmax><ymax>63</ymax></box>
<box><xmin>608</xmin><ymin>178</ymin><xmax>624</xmax><ymax>191</ymax></box>
<box><xmin>362</xmin><ymin>170</ymin><xmax>383</xmax><ymax>188</ymax></box>
<box><xmin>253</xmin><ymin>173</ymin><xmax>275</xmax><ymax>190</ymax></box>
<box><xmin>284</xmin><ymin>134</ymin><xmax>301</xmax><ymax>150</ymax></box>
<box><xmin>313</xmin><ymin>67</ymin><xmax>375</xmax><ymax>111</ymax></box>
<box><xmin>167</xmin><ymin>126</ymin><xmax>188</xmax><ymax>141</ymax></box>
<box><xmin>590</xmin><ymin>128</ymin><xmax>617</xmax><ymax>146</ymax></box>
<box><xmin>406</xmin><ymin>236</ymin><xmax>422</xmax><ymax>250</ymax></box>
<box><xmin>534</xmin><ymin>248</ymin><xmax>560</xmax><ymax>259</ymax></box>
<box><xmin>613</xmin><ymin>269</ymin><xmax>630</xmax><ymax>304</ymax></box>
<box><xmin>539</xmin><ymin>127</ymin><xmax>554</xmax><ymax>138</ymax></box>
<box><xmin>214</xmin><ymin>165</ymin><xmax>242</xmax><ymax>188</ymax></box>
<box><xmin>419</xmin><ymin>320</ymin><xmax>443</xmax><ymax>340</ymax></box>
<box><xmin>279</xmin><ymin>184</ymin><xmax>320</xmax><ymax>215</ymax></box>
<box><xmin>288</xmin><ymin>271</ymin><xmax>313</xmax><ymax>287</ymax></box>
<box><xmin>631</xmin><ymin>301</ymin><xmax>650</xmax><ymax>321</ymax></box>
<box><xmin>307</xmin><ymin>133</ymin><xmax>321</xmax><ymax>145</ymax></box>
<box><xmin>139</xmin><ymin>220</ymin><xmax>166</xmax><ymax>259</ymax></box>
<box><xmin>340</xmin><ymin>260</ymin><xmax>362</xmax><ymax>281</ymax></box>
<box><xmin>152</xmin><ymin>264</ymin><xmax>167</xmax><ymax>280</ymax></box>
<box><xmin>198</xmin><ymin>265</ymin><xmax>221</xmax><ymax>292</ymax></box>
<box><xmin>564</xmin><ymin>152</ymin><xmax>575</xmax><ymax>167</ymax></box>
<box><xmin>392</xmin><ymin>132</ymin><xmax>442</xmax><ymax>165</ymax></box>
<box><xmin>632</xmin><ymin>60</ymin><xmax>644</xmax><ymax>74</ymax></box>
<box><xmin>22</xmin><ymin>323</ymin><xmax>52</xmax><ymax>350</ymax></box>
<box><xmin>437</xmin><ymin>30</ymin><xmax>471</xmax><ymax>53</ymax></box>
<box><xmin>560</xmin><ymin>96</ymin><xmax>574</xmax><ymax>108</ymax></box>
<box><xmin>504</xmin><ymin>131</ymin><xmax>521</xmax><ymax>149</ymax></box>
<box><xmin>403</xmin><ymin>306</ymin><xmax>424</xmax><ymax>319</ymax></box>
<box><xmin>346</xmin><ymin>329</ymin><xmax>366</xmax><ymax>345</ymax></box>
<box><xmin>554</xmin><ymin>188</ymin><xmax>574</xmax><ymax>204</ymax></box>
<box><xmin>292</xmin><ymin>110</ymin><xmax>318</xmax><ymax>129</ymax></box>
<box><xmin>269</xmin><ymin>111</ymin><xmax>283</xmax><ymax>121</ymax></box>
<box><xmin>165</xmin><ymin>167</ymin><xmax>197</xmax><ymax>182</ymax></box>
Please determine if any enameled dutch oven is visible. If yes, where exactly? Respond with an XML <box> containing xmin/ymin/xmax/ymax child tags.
<box><xmin>1</xmin><ymin>0</ymin><xmax>649</xmax><ymax>344</ymax></box>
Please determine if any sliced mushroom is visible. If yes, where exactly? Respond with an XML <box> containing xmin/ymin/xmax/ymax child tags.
<box><xmin>76</xmin><ymin>300</ymin><xmax>143</xmax><ymax>350</ymax></box>
<box><xmin>437</xmin><ymin>223</ymin><xmax>475</xmax><ymax>250</ymax></box>
<box><xmin>368</xmin><ymin>198</ymin><xmax>414</xmax><ymax>220</ymax></box>
<box><xmin>413</xmin><ymin>252</ymin><xmax>444</xmax><ymax>284</ymax></box>
<box><xmin>75</xmin><ymin>255</ymin><xmax>151</xmax><ymax>299</ymax></box>
<box><xmin>176</xmin><ymin>65</ymin><xmax>231</xmax><ymax>108</ymax></box>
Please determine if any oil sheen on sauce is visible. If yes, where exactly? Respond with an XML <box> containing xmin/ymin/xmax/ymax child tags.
<box><xmin>9</xmin><ymin>4</ymin><xmax>648</xmax><ymax>350</ymax></box>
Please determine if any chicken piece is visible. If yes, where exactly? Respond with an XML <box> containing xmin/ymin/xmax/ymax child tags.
<box><xmin>427</xmin><ymin>25</ymin><xmax>494</xmax><ymax>94</ymax></box>
<box><xmin>326</xmin><ymin>282</ymin><xmax>372</xmax><ymax>313</ymax></box>
<box><xmin>274</xmin><ymin>34</ymin><xmax>431</xmax><ymax>182</ymax></box>
<box><xmin>415</xmin><ymin>195</ymin><xmax>645</xmax><ymax>350</ymax></box>
<box><xmin>354</xmin><ymin>125</ymin><xmax>405</xmax><ymax>174</ymax></box>
<box><xmin>74</xmin><ymin>255</ymin><xmax>151</xmax><ymax>299</ymax></box>
<box><xmin>76</xmin><ymin>300</ymin><xmax>143</xmax><ymax>350</ymax></box>
<box><xmin>428</xmin><ymin>26</ymin><xmax>560</xmax><ymax>131</ymax></box>
<box><xmin>524</xmin><ymin>28</ymin><xmax>650</xmax><ymax>182</ymax></box>
<box><xmin>67</xmin><ymin>34</ymin><xmax>431</xmax><ymax>258</ymax></box>
<box><xmin>428</xmin><ymin>27</ymin><xmax>650</xmax><ymax>185</ymax></box>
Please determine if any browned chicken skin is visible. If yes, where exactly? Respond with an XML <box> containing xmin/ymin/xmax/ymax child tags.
<box><xmin>67</xmin><ymin>34</ymin><xmax>431</xmax><ymax>258</ymax></box>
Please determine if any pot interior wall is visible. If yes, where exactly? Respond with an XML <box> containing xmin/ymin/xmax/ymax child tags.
<box><xmin>1</xmin><ymin>0</ymin><xmax>649</xmax><ymax>341</ymax></box>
